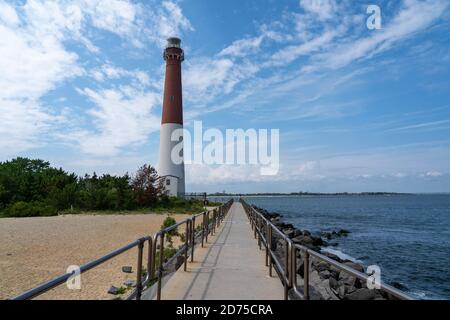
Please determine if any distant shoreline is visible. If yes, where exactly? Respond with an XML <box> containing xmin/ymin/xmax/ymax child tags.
<box><xmin>208</xmin><ymin>192</ymin><xmax>450</xmax><ymax>197</ymax></box>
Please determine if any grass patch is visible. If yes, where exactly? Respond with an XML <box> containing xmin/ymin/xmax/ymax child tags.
<box><xmin>116</xmin><ymin>286</ymin><xmax>128</xmax><ymax>295</ymax></box>
<box><xmin>1</xmin><ymin>198</ymin><xmax>223</xmax><ymax>218</ymax></box>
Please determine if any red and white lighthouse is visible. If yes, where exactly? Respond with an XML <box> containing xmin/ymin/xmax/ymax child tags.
<box><xmin>158</xmin><ymin>37</ymin><xmax>185</xmax><ymax>197</ymax></box>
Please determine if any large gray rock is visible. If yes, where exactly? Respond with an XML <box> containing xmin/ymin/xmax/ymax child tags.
<box><xmin>344</xmin><ymin>288</ymin><xmax>383</xmax><ymax>300</ymax></box>
<box><xmin>297</xmin><ymin>259</ymin><xmax>305</xmax><ymax>277</ymax></box>
<box><xmin>309</xmin><ymin>271</ymin><xmax>335</xmax><ymax>300</ymax></box>
<box><xmin>339</xmin><ymin>271</ymin><xmax>357</xmax><ymax>287</ymax></box>
<box><xmin>122</xmin><ymin>266</ymin><xmax>133</xmax><ymax>273</ymax></box>
<box><xmin>343</xmin><ymin>261</ymin><xmax>364</xmax><ymax>273</ymax></box>
<box><xmin>338</xmin><ymin>229</ymin><xmax>351</xmax><ymax>236</ymax></box>
<box><xmin>329</xmin><ymin>277</ymin><xmax>339</xmax><ymax>290</ymax></box>
<box><xmin>313</xmin><ymin>260</ymin><xmax>330</xmax><ymax>272</ymax></box>
<box><xmin>123</xmin><ymin>280</ymin><xmax>136</xmax><ymax>288</ymax></box>
<box><xmin>108</xmin><ymin>286</ymin><xmax>120</xmax><ymax>295</ymax></box>
<box><xmin>323</xmin><ymin>280</ymin><xmax>340</xmax><ymax>300</ymax></box>
<box><xmin>311</xmin><ymin>236</ymin><xmax>325</xmax><ymax>246</ymax></box>
<box><xmin>338</xmin><ymin>285</ymin><xmax>346</xmax><ymax>299</ymax></box>
<box><xmin>319</xmin><ymin>270</ymin><xmax>332</xmax><ymax>279</ymax></box>
<box><xmin>323</xmin><ymin>252</ymin><xmax>342</xmax><ymax>263</ymax></box>
<box><xmin>315</xmin><ymin>279</ymin><xmax>334</xmax><ymax>300</ymax></box>
<box><xmin>292</xmin><ymin>235</ymin><xmax>314</xmax><ymax>245</ymax></box>
<box><xmin>283</xmin><ymin>228</ymin><xmax>296</xmax><ymax>238</ymax></box>
<box><xmin>293</xmin><ymin>229</ymin><xmax>303</xmax><ymax>237</ymax></box>
<box><xmin>329</xmin><ymin>265</ymin><xmax>341</xmax><ymax>279</ymax></box>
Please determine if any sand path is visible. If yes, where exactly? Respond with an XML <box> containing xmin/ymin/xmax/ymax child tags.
<box><xmin>0</xmin><ymin>213</ymin><xmax>192</xmax><ymax>300</ymax></box>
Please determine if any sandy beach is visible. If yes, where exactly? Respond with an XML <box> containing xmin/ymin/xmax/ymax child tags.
<box><xmin>0</xmin><ymin>213</ymin><xmax>195</xmax><ymax>300</ymax></box>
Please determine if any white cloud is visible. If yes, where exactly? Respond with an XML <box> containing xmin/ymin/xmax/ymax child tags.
<box><xmin>0</xmin><ymin>0</ymin><xmax>194</xmax><ymax>158</ymax></box>
<box><xmin>321</xmin><ymin>0</ymin><xmax>448</xmax><ymax>69</ymax></box>
<box><xmin>0</xmin><ymin>1</ymin><xmax>83</xmax><ymax>155</ymax></box>
<box><xmin>386</xmin><ymin>119</ymin><xmax>450</xmax><ymax>132</ymax></box>
<box><xmin>0</xmin><ymin>1</ymin><xmax>20</xmax><ymax>26</ymax></box>
<box><xmin>424</xmin><ymin>171</ymin><xmax>443</xmax><ymax>177</ymax></box>
<box><xmin>66</xmin><ymin>86</ymin><xmax>160</xmax><ymax>156</ymax></box>
<box><xmin>184</xmin><ymin>58</ymin><xmax>233</xmax><ymax>96</ymax></box>
<box><xmin>90</xmin><ymin>64</ymin><xmax>153</xmax><ymax>87</ymax></box>
<box><xmin>0</xmin><ymin>25</ymin><xmax>81</xmax><ymax>101</ymax></box>
<box><xmin>151</xmin><ymin>0</ymin><xmax>194</xmax><ymax>44</ymax></box>
<box><xmin>184</xmin><ymin>57</ymin><xmax>253</xmax><ymax>104</ymax></box>
<box><xmin>0</xmin><ymin>99</ymin><xmax>58</xmax><ymax>153</ymax></box>
<box><xmin>219</xmin><ymin>35</ymin><xmax>264</xmax><ymax>57</ymax></box>
<box><xmin>267</xmin><ymin>28</ymin><xmax>340</xmax><ymax>67</ymax></box>
<box><xmin>185</xmin><ymin>141</ymin><xmax>450</xmax><ymax>187</ymax></box>
<box><xmin>294</xmin><ymin>161</ymin><xmax>320</xmax><ymax>175</ymax></box>
<box><xmin>87</xmin><ymin>0</ymin><xmax>138</xmax><ymax>36</ymax></box>
<box><xmin>299</xmin><ymin>0</ymin><xmax>338</xmax><ymax>21</ymax></box>
<box><xmin>393</xmin><ymin>172</ymin><xmax>407</xmax><ymax>178</ymax></box>
<box><xmin>186</xmin><ymin>0</ymin><xmax>448</xmax><ymax>123</ymax></box>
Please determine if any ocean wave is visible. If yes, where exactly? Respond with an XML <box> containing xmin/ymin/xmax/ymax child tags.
<box><xmin>321</xmin><ymin>247</ymin><xmax>364</xmax><ymax>264</ymax></box>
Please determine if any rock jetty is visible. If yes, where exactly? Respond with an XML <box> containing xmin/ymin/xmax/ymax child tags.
<box><xmin>252</xmin><ymin>205</ymin><xmax>391</xmax><ymax>300</ymax></box>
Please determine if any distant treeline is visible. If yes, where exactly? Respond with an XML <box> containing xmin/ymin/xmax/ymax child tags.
<box><xmin>210</xmin><ymin>192</ymin><xmax>409</xmax><ymax>196</ymax></box>
<box><xmin>0</xmin><ymin>158</ymin><xmax>201</xmax><ymax>218</ymax></box>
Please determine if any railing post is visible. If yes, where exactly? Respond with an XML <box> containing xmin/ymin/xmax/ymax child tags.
<box><xmin>157</xmin><ymin>233</ymin><xmax>165</xmax><ymax>300</ymax></box>
<box><xmin>217</xmin><ymin>208</ymin><xmax>220</xmax><ymax>227</ymax></box>
<box><xmin>269</xmin><ymin>227</ymin><xmax>273</xmax><ymax>277</ymax></box>
<box><xmin>201</xmin><ymin>212</ymin><xmax>205</xmax><ymax>248</ymax></box>
<box><xmin>254</xmin><ymin>212</ymin><xmax>257</xmax><ymax>239</ymax></box>
<box><xmin>251</xmin><ymin>211</ymin><xmax>255</xmax><ymax>231</ymax></box>
<box><xmin>211</xmin><ymin>210</ymin><xmax>215</xmax><ymax>235</ymax></box>
<box><xmin>150</xmin><ymin>236</ymin><xmax>157</xmax><ymax>280</ymax></box>
<box><xmin>265</xmin><ymin>223</ymin><xmax>269</xmax><ymax>267</ymax></box>
<box><xmin>284</xmin><ymin>239</ymin><xmax>290</xmax><ymax>300</ymax></box>
<box><xmin>184</xmin><ymin>221</ymin><xmax>190</xmax><ymax>272</ymax></box>
<box><xmin>258</xmin><ymin>216</ymin><xmax>262</xmax><ymax>250</ymax></box>
<box><xmin>304</xmin><ymin>250</ymin><xmax>310</xmax><ymax>300</ymax></box>
<box><xmin>292</xmin><ymin>246</ymin><xmax>298</xmax><ymax>292</ymax></box>
<box><xmin>147</xmin><ymin>237</ymin><xmax>153</xmax><ymax>285</ymax></box>
<box><xmin>135</xmin><ymin>239</ymin><xmax>144</xmax><ymax>300</ymax></box>
<box><xmin>216</xmin><ymin>208</ymin><xmax>219</xmax><ymax>225</ymax></box>
<box><xmin>191</xmin><ymin>216</ymin><xmax>196</xmax><ymax>262</ymax></box>
<box><xmin>205</xmin><ymin>211</ymin><xmax>210</xmax><ymax>243</ymax></box>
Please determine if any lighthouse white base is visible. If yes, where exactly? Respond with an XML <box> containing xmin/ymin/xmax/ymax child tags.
<box><xmin>158</xmin><ymin>123</ymin><xmax>185</xmax><ymax>197</ymax></box>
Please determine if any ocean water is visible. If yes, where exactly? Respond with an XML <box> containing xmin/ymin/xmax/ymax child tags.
<box><xmin>242</xmin><ymin>195</ymin><xmax>450</xmax><ymax>300</ymax></box>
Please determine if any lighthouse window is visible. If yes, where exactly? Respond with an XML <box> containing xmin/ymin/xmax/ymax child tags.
<box><xmin>170</xmin><ymin>96</ymin><xmax>174</xmax><ymax>102</ymax></box>
<box><xmin>166</xmin><ymin>179</ymin><xmax>171</xmax><ymax>186</ymax></box>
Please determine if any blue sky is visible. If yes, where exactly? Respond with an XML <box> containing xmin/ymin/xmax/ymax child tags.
<box><xmin>1</xmin><ymin>0</ymin><xmax>450</xmax><ymax>193</ymax></box>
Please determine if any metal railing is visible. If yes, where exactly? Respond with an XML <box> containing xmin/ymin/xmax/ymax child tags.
<box><xmin>12</xmin><ymin>200</ymin><xmax>233</xmax><ymax>300</ymax></box>
<box><xmin>240</xmin><ymin>198</ymin><xmax>414</xmax><ymax>301</ymax></box>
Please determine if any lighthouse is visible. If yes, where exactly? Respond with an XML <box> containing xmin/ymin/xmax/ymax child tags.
<box><xmin>158</xmin><ymin>37</ymin><xmax>185</xmax><ymax>197</ymax></box>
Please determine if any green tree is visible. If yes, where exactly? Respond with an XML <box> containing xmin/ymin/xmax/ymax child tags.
<box><xmin>0</xmin><ymin>158</ymin><xmax>175</xmax><ymax>217</ymax></box>
<box><xmin>131</xmin><ymin>164</ymin><xmax>164</xmax><ymax>207</ymax></box>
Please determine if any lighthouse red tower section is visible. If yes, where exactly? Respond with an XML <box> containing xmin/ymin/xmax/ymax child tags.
<box><xmin>158</xmin><ymin>38</ymin><xmax>185</xmax><ymax>197</ymax></box>
<box><xmin>162</xmin><ymin>45</ymin><xmax>184</xmax><ymax>125</ymax></box>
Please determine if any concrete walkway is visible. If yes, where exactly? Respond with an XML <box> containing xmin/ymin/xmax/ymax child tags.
<box><xmin>158</xmin><ymin>202</ymin><xmax>284</xmax><ymax>300</ymax></box>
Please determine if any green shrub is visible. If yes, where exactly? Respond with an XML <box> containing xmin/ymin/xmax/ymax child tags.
<box><xmin>161</xmin><ymin>216</ymin><xmax>177</xmax><ymax>235</ymax></box>
<box><xmin>0</xmin><ymin>158</ymin><xmax>208</xmax><ymax>217</ymax></box>
<box><xmin>153</xmin><ymin>247</ymin><xmax>178</xmax><ymax>272</ymax></box>
<box><xmin>4</xmin><ymin>201</ymin><xmax>57</xmax><ymax>218</ymax></box>
<box><xmin>164</xmin><ymin>247</ymin><xmax>177</xmax><ymax>259</ymax></box>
